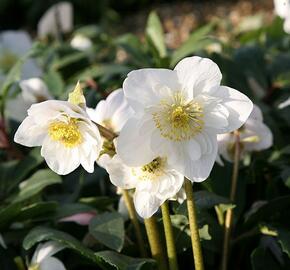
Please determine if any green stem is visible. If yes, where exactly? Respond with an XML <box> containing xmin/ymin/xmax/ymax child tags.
<box><xmin>144</xmin><ymin>217</ymin><xmax>167</xmax><ymax>270</ymax></box>
<box><xmin>221</xmin><ymin>131</ymin><xmax>241</xmax><ymax>270</ymax></box>
<box><xmin>122</xmin><ymin>189</ymin><xmax>147</xmax><ymax>257</ymax></box>
<box><xmin>161</xmin><ymin>201</ymin><xmax>179</xmax><ymax>270</ymax></box>
<box><xmin>184</xmin><ymin>179</ymin><xmax>204</xmax><ymax>270</ymax></box>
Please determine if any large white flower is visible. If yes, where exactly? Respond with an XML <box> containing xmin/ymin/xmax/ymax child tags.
<box><xmin>14</xmin><ymin>100</ymin><xmax>102</xmax><ymax>175</ymax></box>
<box><xmin>217</xmin><ymin>104</ymin><xmax>273</xmax><ymax>163</ymax></box>
<box><xmin>87</xmin><ymin>89</ymin><xmax>133</xmax><ymax>168</ymax></box>
<box><xmin>274</xmin><ymin>0</ymin><xmax>290</xmax><ymax>33</ymax></box>
<box><xmin>106</xmin><ymin>154</ymin><xmax>184</xmax><ymax>218</ymax></box>
<box><xmin>6</xmin><ymin>78</ymin><xmax>52</xmax><ymax>122</ymax></box>
<box><xmin>38</xmin><ymin>2</ymin><xmax>73</xmax><ymax>38</ymax></box>
<box><xmin>29</xmin><ymin>241</ymin><xmax>65</xmax><ymax>270</ymax></box>
<box><xmin>0</xmin><ymin>31</ymin><xmax>42</xmax><ymax>79</ymax></box>
<box><xmin>70</xmin><ymin>34</ymin><xmax>92</xmax><ymax>51</ymax></box>
<box><xmin>117</xmin><ymin>56</ymin><xmax>253</xmax><ymax>182</ymax></box>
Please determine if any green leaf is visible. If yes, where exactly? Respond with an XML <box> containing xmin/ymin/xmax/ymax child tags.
<box><xmin>146</xmin><ymin>11</ymin><xmax>167</xmax><ymax>58</ymax></box>
<box><xmin>251</xmin><ymin>247</ymin><xmax>281</xmax><ymax>270</ymax></box>
<box><xmin>170</xmin><ymin>23</ymin><xmax>214</xmax><ymax>66</ymax></box>
<box><xmin>23</xmin><ymin>227</ymin><xmax>103</xmax><ymax>267</ymax></box>
<box><xmin>116</xmin><ymin>34</ymin><xmax>150</xmax><ymax>66</ymax></box>
<box><xmin>43</xmin><ymin>69</ymin><xmax>64</xmax><ymax>97</ymax></box>
<box><xmin>96</xmin><ymin>251</ymin><xmax>155</xmax><ymax>270</ymax></box>
<box><xmin>244</xmin><ymin>195</ymin><xmax>290</xmax><ymax>227</ymax></box>
<box><xmin>5</xmin><ymin>148</ymin><xmax>43</xmax><ymax>193</ymax></box>
<box><xmin>89</xmin><ymin>212</ymin><xmax>125</xmax><ymax>252</ymax></box>
<box><xmin>277</xmin><ymin>228</ymin><xmax>290</xmax><ymax>258</ymax></box>
<box><xmin>171</xmin><ymin>214</ymin><xmax>211</xmax><ymax>241</ymax></box>
<box><xmin>11</xmin><ymin>169</ymin><xmax>62</xmax><ymax>203</ymax></box>
<box><xmin>0</xmin><ymin>202</ymin><xmax>57</xmax><ymax>229</ymax></box>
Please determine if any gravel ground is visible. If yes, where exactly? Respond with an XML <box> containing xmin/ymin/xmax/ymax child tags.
<box><xmin>121</xmin><ymin>0</ymin><xmax>275</xmax><ymax>48</ymax></box>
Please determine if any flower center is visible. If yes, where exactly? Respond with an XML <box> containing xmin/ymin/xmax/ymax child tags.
<box><xmin>132</xmin><ymin>157</ymin><xmax>166</xmax><ymax>181</ymax></box>
<box><xmin>48</xmin><ymin>119</ymin><xmax>82</xmax><ymax>148</ymax></box>
<box><xmin>152</xmin><ymin>92</ymin><xmax>204</xmax><ymax>141</ymax></box>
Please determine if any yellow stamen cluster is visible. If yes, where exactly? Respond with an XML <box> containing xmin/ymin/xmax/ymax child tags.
<box><xmin>152</xmin><ymin>92</ymin><xmax>204</xmax><ymax>141</ymax></box>
<box><xmin>48</xmin><ymin>119</ymin><xmax>82</xmax><ymax>148</ymax></box>
<box><xmin>132</xmin><ymin>157</ymin><xmax>166</xmax><ymax>181</ymax></box>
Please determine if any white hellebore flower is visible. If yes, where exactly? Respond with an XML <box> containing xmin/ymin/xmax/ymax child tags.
<box><xmin>87</xmin><ymin>89</ymin><xmax>133</xmax><ymax>168</ymax></box>
<box><xmin>29</xmin><ymin>241</ymin><xmax>65</xmax><ymax>270</ymax></box>
<box><xmin>6</xmin><ymin>78</ymin><xmax>52</xmax><ymax>122</ymax></box>
<box><xmin>70</xmin><ymin>34</ymin><xmax>93</xmax><ymax>51</ymax></box>
<box><xmin>0</xmin><ymin>31</ymin><xmax>42</xmax><ymax>79</ymax></box>
<box><xmin>14</xmin><ymin>84</ymin><xmax>102</xmax><ymax>175</ymax></box>
<box><xmin>117</xmin><ymin>56</ymin><xmax>253</xmax><ymax>182</ymax></box>
<box><xmin>217</xmin><ymin>104</ymin><xmax>273</xmax><ymax>163</ymax></box>
<box><xmin>38</xmin><ymin>2</ymin><xmax>73</xmax><ymax>38</ymax></box>
<box><xmin>274</xmin><ymin>0</ymin><xmax>290</xmax><ymax>33</ymax></box>
<box><xmin>106</xmin><ymin>155</ymin><xmax>184</xmax><ymax>218</ymax></box>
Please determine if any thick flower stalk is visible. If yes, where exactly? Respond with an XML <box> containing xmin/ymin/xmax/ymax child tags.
<box><xmin>14</xmin><ymin>82</ymin><xmax>102</xmax><ymax>175</ymax></box>
<box><xmin>217</xmin><ymin>104</ymin><xmax>273</xmax><ymax>164</ymax></box>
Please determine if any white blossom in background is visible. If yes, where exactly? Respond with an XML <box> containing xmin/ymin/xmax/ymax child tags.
<box><xmin>29</xmin><ymin>241</ymin><xmax>66</xmax><ymax>270</ymax></box>
<box><xmin>14</xmin><ymin>83</ymin><xmax>102</xmax><ymax>175</ymax></box>
<box><xmin>105</xmin><ymin>154</ymin><xmax>184</xmax><ymax>218</ymax></box>
<box><xmin>6</xmin><ymin>78</ymin><xmax>52</xmax><ymax>122</ymax></box>
<box><xmin>0</xmin><ymin>31</ymin><xmax>42</xmax><ymax>80</ymax></box>
<box><xmin>117</xmin><ymin>56</ymin><xmax>253</xmax><ymax>182</ymax></box>
<box><xmin>278</xmin><ymin>96</ymin><xmax>290</xmax><ymax>109</ymax></box>
<box><xmin>70</xmin><ymin>34</ymin><xmax>93</xmax><ymax>51</ymax></box>
<box><xmin>217</xmin><ymin>104</ymin><xmax>273</xmax><ymax>164</ymax></box>
<box><xmin>87</xmin><ymin>89</ymin><xmax>133</xmax><ymax>168</ymax></box>
<box><xmin>274</xmin><ymin>0</ymin><xmax>290</xmax><ymax>33</ymax></box>
<box><xmin>38</xmin><ymin>2</ymin><xmax>73</xmax><ymax>38</ymax></box>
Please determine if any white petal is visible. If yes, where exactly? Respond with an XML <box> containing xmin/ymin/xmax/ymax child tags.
<box><xmin>105</xmin><ymin>155</ymin><xmax>137</xmax><ymax>189</ymax></box>
<box><xmin>14</xmin><ymin>116</ymin><xmax>46</xmax><ymax>146</ymax></box>
<box><xmin>249</xmin><ymin>104</ymin><xmax>263</xmax><ymax>122</ymax></box>
<box><xmin>244</xmin><ymin>121</ymin><xmax>273</xmax><ymax>151</ymax></box>
<box><xmin>41</xmin><ymin>138</ymin><xmax>80</xmax><ymax>175</ymax></box>
<box><xmin>169</xmin><ymin>132</ymin><xmax>218</xmax><ymax>182</ymax></box>
<box><xmin>284</xmin><ymin>16</ymin><xmax>290</xmax><ymax>34</ymax></box>
<box><xmin>6</xmin><ymin>95</ymin><xmax>32</xmax><ymax>122</ymax></box>
<box><xmin>32</xmin><ymin>241</ymin><xmax>64</xmax><ymax>264</ymax></box>
<box><xmin>39</xmin><ymin>257</ymin><xmax>66</xmax><ymax>270</ymax></box>
<box><xmin>134</xmin><ymin>190</ymin><xmax>161</xmax><ymax>219</ymax></box>
<box><xmin>123</xmin><ymin>69</ymin><xmax>180</xmax><ymax>113</ymax></box>
<box><xmin>20</xmin><ymin>78</ymin><xmax>52</xmax><ymax>103</ymax></box>
<box><xmin>212</xmin><ymin>86</ymin><xmax>253</xmax><ymax>133</ymax></box>
<box><xmin>116</xmin><ymin>116</ymin><xmax>156</xmax><ymax>167</ymax></box>
<box><xmin>0</xmin><ymin>31</ymin><xmax>32</xmax><ymax>56</ymax></box>
<box><xmin>174</xmin><ymin>56</ymin><xmax>222</xmax><ymax>97</ymax></box>
<box><xmin>155</xmin><ymin>170</ymin><xmax>184</xmax><ymax>201</ymax></box>
<box><xmin>274</xmin><ymin>0</ymin><xmax>290</xmax><ymax>18</ymax></box>
<box><xmin>217</xmin><ymin>133</ymin><xmax>234</xmax><ymax>162</ymax></box>
<box><xmin>38</xmin><ymin>2</ymin><xmax>73</xmax><ymax>38</ymax></box>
